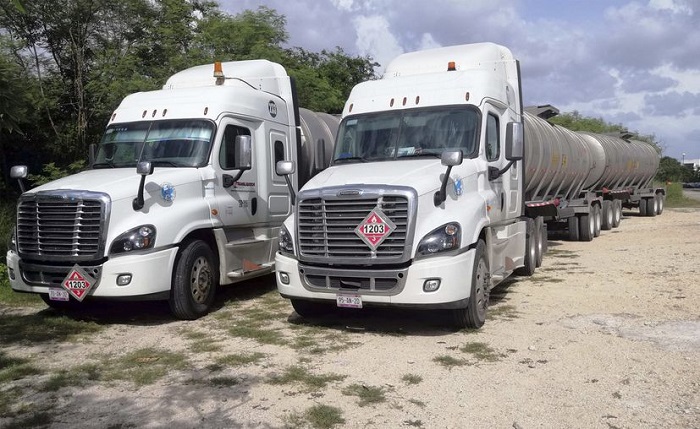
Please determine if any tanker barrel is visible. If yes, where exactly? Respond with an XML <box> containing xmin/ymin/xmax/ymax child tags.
<box><xmin>298</xmin><ymin>108</ymin><xmax>340</xmax><ymax>186</ymax></box>
<box><xmin>578</xmin><ymin>132</ymin><xmax>660</xmax><ymax>191</ymax></box>
<box><xmin>522</xmin><ymin>109</ymin><xmax>601</xmax><ymax>203</ymax></box>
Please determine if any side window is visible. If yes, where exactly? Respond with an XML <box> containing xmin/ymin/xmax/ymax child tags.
<box><xmin>274</xmin><ymin>140</ymin><xmax>285</xmax><ymax>164</ymax></box>
<box><xmin>485</xmin><ymin>114</ymin><xmax>500</xmax><ymax>161</ymax></box>
<box><xmin>219</xmin><ymin>125</ymin><xmax>251</xmax><ymax>170</ymax></box>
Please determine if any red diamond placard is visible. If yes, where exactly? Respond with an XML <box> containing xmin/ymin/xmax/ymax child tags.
<box><xmin>61</xmin><ymin>265</ymin><xmax>97</xmax><ymax>302</ymax></box>
<box><xmin>355</xmin><ymin>208</ymin><xmax>396</xmax><ymax>250</ymax></box>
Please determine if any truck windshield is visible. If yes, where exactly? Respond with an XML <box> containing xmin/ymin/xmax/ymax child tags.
<box><xmin>333</xmin><ymin>107</ymin><xmax>480</xmax><ymax>163</ymax></box>
<box><xmin>93</xmin><ymin>119</ymin><xmax>215</xmax><ymax>168</ymax></box>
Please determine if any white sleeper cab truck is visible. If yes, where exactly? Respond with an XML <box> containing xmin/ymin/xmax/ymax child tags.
<box><xmin>7</xmin><ymin>60</ymin><xmax>338</xmax><ymax>319</ymax></box>
<box><xmin>275</xmin><ymin>43</ymin><xmax>541</xmax><ymax>329</ymax></box>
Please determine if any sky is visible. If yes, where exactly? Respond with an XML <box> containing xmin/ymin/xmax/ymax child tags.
<box><xmin>219</xmin><ymin>0</ymin><xmax>700</xmax><ymax>162</ymax></box>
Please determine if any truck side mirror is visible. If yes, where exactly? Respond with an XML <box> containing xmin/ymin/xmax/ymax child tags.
<box><xmin>435</xmin><ymin>151</ymin><xmax>463</xmax><ymax>206</ymax></box>
<box><xmin>11</xmin><ymin>165</ymin><xmax>28</xmax><ymax>193</ymax></box>
<box><xmin>276</xmin><ymin>160</ymin><xmax>297</xmax><ymax>206</ymax></box>
<box><xmin>234</xmin><ymin>135</ymin><xmax>252</xmax><ymax>170</ymax></box>
<box><xmin>506</xmin><ymin>122</ymin><xmax>523</xmax><ymax>161</ymax></box>
<box><xmin>133</xmin><ymin>161</ymin><xmax>154</xmax><ymax>210</ymax></box>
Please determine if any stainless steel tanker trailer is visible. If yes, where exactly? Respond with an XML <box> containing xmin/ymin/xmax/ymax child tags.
<box><xmin>522</xmin><ymin>105</ymin><xmax>663</xmax><ymax>242</ymax></box>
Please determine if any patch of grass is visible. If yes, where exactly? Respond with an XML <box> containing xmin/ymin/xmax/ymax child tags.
<box><xmin>433</xmin><ymin>355</ymin><xmax>469</xmax><ymax>369</ymax></box>
<box><xmin>0</xmin><ymin>268</ymin><xmax>43</xmax><ymax>307</ymax></box>
<box><xmin>488</xmin><ymin>304</ymin><xmax>519</xmax><ymax>320</ymax></box>
<box><xmin>408</xmin><ymin>398</ymin><xmax>426</xmax><ymax>407</ymax></box>
<box><xmin>532</xmin><ymin>275</ymin><xmax>565</xmax><ymax>284</ymax></box>
<box><xmin>404</xmin><ymin>420</ymin><xmax>424</xmax><ymax>427</ymax></box>
<box><xmin>40</xmin><ymin>364</ymin><xmax>101</xmax><ymax>392</ymax></box>
<box><xmin>102</xmin><ymin>348</ymin><xmax>188</xmax><ymax>387</ymax></box>
<box><xmin>0</xmin><ymin>312</ymin><xmax>103</xmax><ymax>345</ymax></box>
<box><xmin>0</xmin><ymin>352</ymin><xmax>42</xmax><ymax>383</ymax></box>
<box><xmin>342</xmin><ymin>383</ymin><xmax>387</xmax><ymax>407</ymax></box>
<box><xmin>237</xmin><ymin>306</ymin><xmax>282</xmax><ymax>324</ymax></box>
<box><xmin>2</xmin><ymin>411</ymin><xmax>52</xmax><ymax>429</ymax></box>
<box><xmin>401</xmin><ymin>373</ymin><xmax>423</xmax><ymax>385</ymax></box>
<box><xmin>460</xmin><ymin>342</ymin><xmax>503</xmax><ymax>362</ymax></box>
<box><xmin>228</xmin><ymin>324</ymin><xmax>286</xmax><ymax>345</ymax></box>
<box><xmin>304</xmin><ymin>404</ymin><xmax>346</xmax><ymax>429</ymax></box>
<box><xmin>666</xmin><ymin>182</ymin><xmax>700</xmax><ymax>207</ymax></box>
<box><xmin>209</xmin><ymin>376</ymin><xmax>239</xmax><ymax>387</ymax></box>
<box><xmin>106</xmin><ymin>424</ymin><xmax>137</xmax><ymax>429</ymax></box>
<box><xmin>268</xmin><ymin>365</ymin><xmax>346</xmax><ymax>392</ymax></box>
<box><xmin>215</xmin><ymin>352</ymin><xmax>266</xmax><ymax>367</ymax></box>
<box><xmin>547</xmin><ymin>249</ymin><xmax>579</xmax><ymax>259</ymax></box>
<box><xmin>180</xmin><ymin>328</ymin><xmax>223</xmax><ymax>352</ymax></box>
<box><xmin>0</xmin><ymin>387</ymin><xmax>21</xmax><ymax>416</ymax></box>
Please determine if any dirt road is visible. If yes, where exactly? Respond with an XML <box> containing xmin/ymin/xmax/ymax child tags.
<box><xmin>1</xmin><ymin>208</ymin><xmax>699</xmax><ymax>429</ymax></box>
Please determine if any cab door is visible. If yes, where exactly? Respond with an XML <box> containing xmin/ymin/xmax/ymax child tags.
<box><xmin>212</xmin><ymin>118</ymin><xmax>262</xmax><ymax>227</ymax></box>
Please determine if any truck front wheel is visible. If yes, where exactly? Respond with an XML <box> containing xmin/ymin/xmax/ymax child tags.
<box><xmin>169</xmin><ymin>240</ymin><xmax>218</xmax><ymax>320</ymax></box>
<box><xmin>453</xmin><ymin>240</ymin><xmax>488</xmax><ymax>329</ymax></box>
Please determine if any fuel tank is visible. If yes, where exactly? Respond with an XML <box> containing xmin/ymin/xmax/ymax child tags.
<box><xmin>298</xmin><ymin>108</ymin><xmax>340</xmax><ymax>186</ymax></box>
<box><xmin>523</xmin><ymin>111</ymin><xmax>660</xmax><ymax>201</ymax></box>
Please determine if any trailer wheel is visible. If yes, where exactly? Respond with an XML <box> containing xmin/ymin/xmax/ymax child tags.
<box><xmin>612</xmin><ymin>200</ymin><xmax>622</xmax><ymax>228</ymax></box>
<box><xmin>453</xmin><ymin>239</ymin><xmax>488</xmax><ymax>329</ymax></box>
<box><xmin>169</xmin><ymin>239</ymin><xmax>218</xmax><ymax>320</ymax></box>
<box><xmin>601</xmin><ymin>201</ymin><xmax>613</xmax><ymax>230</ymax></box>
<box><xmin>578</xmin><ymin>213</ymin><xmax>594</xmax><ymax>242</ymax></box>
<box><xmin>290</xmin><ymin>299</ymin><xmax>331</xmax><ymax>318</ymax></box>
<box><xmin>535</xmin><ymin>217</ymin><xmax>545</xmax><ymax>267</ymax></box>
<box><xmin>656</xmin><ymin>193</ymin><xmax>664</xmax><ymax>215</ymax></box>
<box><xmin>567</xmin><ymin>216</ymin><xmax>580</xmax><ymax>241</ymax></box>
<box><xmin>646</xmin><ymin>197</ymin><xmax>657</xmax><ymax>217</ymax></box>
<box><xmin>593</xmin><ymin>205</ymin><xmax>602</xmax><ymax>237</ymax></box>
<box><xmin>515</xmin><ymin>219</ymin><xmax>537</xmax><ymax>276</ymax></box>
<box><xmin>639</xmin><ymin>198</ymin><xmax>648</xmax><ymax>216</ymax></box>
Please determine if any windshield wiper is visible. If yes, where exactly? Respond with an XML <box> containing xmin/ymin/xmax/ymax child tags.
<box><xmin>151</xmin><ymin>160</ymin><xmax>187</xmax><ymax>167</ymax></box>
<box><xmin>92</xmin><ymin>161</ymin><xmax>116</xmax><ymax>168</ymax></box>
<box><xmin>332</xmin><ymin>156</ymin><xmax>369</xmax><ymax>164</ymax></box>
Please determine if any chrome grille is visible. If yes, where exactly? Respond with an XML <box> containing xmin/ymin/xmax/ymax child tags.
<box><xmin>297</xmin><ymin>193</ymin><xmax>410</xmax><ymax>262</ymax></box>
<box><xmin>16</xmin><ymin>191</ymin><xmax>109</xmax><ymax>261</ymax></box>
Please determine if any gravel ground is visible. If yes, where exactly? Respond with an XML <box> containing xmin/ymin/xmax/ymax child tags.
<box><xmin>1</xmin><ymin>208</ymin><xmax>699</xmax><ymax>429</ymax></box>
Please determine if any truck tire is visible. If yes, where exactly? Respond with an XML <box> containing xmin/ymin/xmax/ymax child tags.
<box><xmin>535</xmin><ymin>216</ymin><xmax>545</xmax><ymax>268</ymax></box>
<box><xmin>578</xmin><ymin>213</ymin><xmax>594</xmax><ymax>242</ymax></box>
<box><xmin>453</xmin><ymin>239</ymin><xmax>488</xmax><ymax>329</ymax></box>
<box><xmin>646</xmin><ymin>196</ymin><xmax>657</xmax><ymax>217</ymax></box>
<box><xmin>593</xmin><ymin>204</ymin><xmax>601</xmax><ymax>237</ymax></box>
<box><xmin>291</xmin><ymin>299</ymin><xmax>331</xmax><ymax>318</ymax></box>
<box><xmin>655</xmin><ymin>193</ymin><xmax>664</xmax><ymax>215</ymax></box>
<box><xmin>169</xmin><ymin>239</ymin><xmax>218</xmax><ymax>320</ymax></box>
<box><xmin>567</xmin><ymin>216</ymin><xmax>580</xmax><ymax>241</ymax></box>
<box><xmin>639</xmin><ymin>198</ymin><xmax>648</xmax><ymax>216</ymax></box>
<box><xmin>601</xmin><ymin>200</ymin><xmax>613</xmax><ymax>230</ymax></box>
<box><xmin>515</xmin><ymin>219</ymin><xmax>536</xmax><ymax>276</ymax></box>
<box><xmin>612</xmin><ymin>200</ymin><xmax>622</xmax><ymax>228</ymax></box>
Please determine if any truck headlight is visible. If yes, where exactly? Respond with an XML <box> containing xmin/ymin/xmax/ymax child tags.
<box><xmin>9</xmin><ymin>226</ymin><xmax>17</xmax><ymax>252</ymax></box>
<box><xmin>417</xmin><ymin>223</ymin><xmax>461</xmax><ymax>257</ymax></box>
<box><xmin>110</xmin><ymin>225</ymin><xmax>156</xmax><ymax>255</ymax></box>
<box><xmin>279</xmin><ymin>224</ymin><xmax>294</xmax><ymax>255</ymax></box>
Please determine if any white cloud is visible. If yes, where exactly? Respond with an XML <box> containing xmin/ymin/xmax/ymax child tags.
<box><xmin>353</xmin><ymin>15</ymin><xmax>404</xmax><ymax>71</ymax></box>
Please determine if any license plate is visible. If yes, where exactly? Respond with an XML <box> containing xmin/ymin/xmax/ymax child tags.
<box><xmin>48</xmin><ymin>288</ymin><xmax>70</xmax><ymax>301</ymax></box>
<box><xmin>336</xmin><ymin>294</ymin><xmax>362</xmax><ymax>309</ymax></box>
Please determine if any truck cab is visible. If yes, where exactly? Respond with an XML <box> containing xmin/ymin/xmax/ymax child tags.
<box><xmin>7</xmin><ymin>60</ymin><xmax>338</xmax><ymax>319</ymax></box>
<box><xmin>276</xmin><ymin>43</ymin><xmax>536</xmax><ymax>328</ymax></box>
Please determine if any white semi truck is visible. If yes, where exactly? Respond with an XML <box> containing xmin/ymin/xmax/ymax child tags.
<box><xmin>274</xmin><ymin>42</ymin><xmax>662</xmax><ymax>329</ymax></box>
<box><xmin>6</xmin><ymin>60</ymin><xmax>338</xmax><ymax>319</ymax></box>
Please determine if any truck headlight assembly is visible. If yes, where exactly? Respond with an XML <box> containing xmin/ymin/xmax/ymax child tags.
<box><xmin>279</xmin><ymin>224</ymin><xmax>294</xmax><ymax>255</ymax></box>
<box><xmin>110</xmin><ymin>225</ymin><xmax>156</xmax><ymax>255</ymax></box>
<box><xmin>9</xmin><ymin>227</ymin><xmax>17</xmax><ymax>252</ymax></box>
<box><xmin>417</xmin><ymin>223</ymin><xmax>461</xmax><ymax>257</ymax></box>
